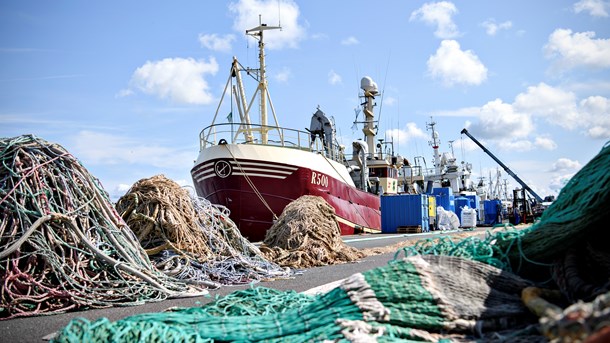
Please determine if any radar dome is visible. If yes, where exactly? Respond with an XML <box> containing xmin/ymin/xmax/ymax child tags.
<box><xmin>360</xmin><ymin>76</ymin><xmax>378</xmax><ymax>94</ymax></box>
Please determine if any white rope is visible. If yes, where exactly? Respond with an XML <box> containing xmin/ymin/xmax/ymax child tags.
<box><xmin>222</xmin><ymin>144</ymin><xmax>278</xmax><ymax>220</ymax></box>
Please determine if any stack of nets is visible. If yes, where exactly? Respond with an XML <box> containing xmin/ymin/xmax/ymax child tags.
<box><xmin>51</xmin><ymin>141</ymin><xmax>610</xmax><ymax>341</ymax></box>
<box><xmin>497</xmin><ymin>141</ymin><xmax>610</xmax><ymax>302</ymax></box>
<box><xmin>259</xmin><ymin>195</ymin><xmax>364</xmax><ymax>268</ymax></box>
<box><xmin>0</xmin><ymin>135</ymin><xmax>195</xmax><ymax>320</ymax></box>
<box><xmin>396</xmin><ymin>140</ymin><xmax>610</xmax><ymax>303</ymax></box>
<box><xmin>51</xmin><ymin>255</ymin><xmax>541</xmax><ymax>342</ymax></box>
<box><xmin>115</xmin><ymin>175</ymin><xmax>291</xmax><ymax>287</ymax></box>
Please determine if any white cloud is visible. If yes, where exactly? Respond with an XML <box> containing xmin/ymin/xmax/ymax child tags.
<box><xmin>544</xmin><ymin>29</ymin><xmax>610</xmax><ymax>70</ymax></box>
<box><xmin>385</xmin><ymin>122</ymin><xmax>428</xmax><ymax>146</ymax></box>
<box><xmin>116</xmin><ymin>183</ymin><xmax>132</xmax><ymax>193</ymax></box>
<box><xmin>549</xmin><ymin>173</ymin><xmax>576</xmax><ymax>192</ymax></box>
<box><xmin>229</xmin><ymin>0</ymin><xmax>305</xmax><ymax>50</ymax></box>
<box><xmin>464</xmin><ymin>84</ymin><xmax>610</xmax><ymax>143</ymax></box>
<box><xmin>427</xmin><ymin>40</ymin><xmax>488</xmax><ymax>86</ymax></box>
<box><xmin>452</xmin><ymin>136</ymin><xmax>480</xmax><ymax>152</ymax></box>
<box><xmin>500</xmin><ymin>139</ymin><xmax>533</xmax><ymax>152</ymax></box>
<box><xmin>573</xmin><ymin>0</ymin><xmax>610</xmax><ymax>17</ymax></box>
<box><xmin>328</xmin><ymin>70</ymin><xmax>342</xmax><ymax>85</ymax></box>
<box><xmin>274</xmin><ymin>67</ymin><xmax>291</xmax><ymax>83</ymax></box>
<box><xmin>432</xmin><ymin>106</ymin><xmax>481</xmax><ymax>117</ymax></box>
<box><xmin>112</xmin><ymin>183</ymin><xmax>133</xmax><ymax>200</ymax></box>
<box><xmin>465</xmin><ymin>98</ymin><xmax>534</xmax><ymax>140</ymax></box>
<box><xmin>383</xmin><ymin>96</ymin><xmax>397</xmax><ymax>106</ymax></box>
<box><xmin>551</xmin><ymin>158</ymin><xmax>582</xmax><ymax>172</ymax></box>
<box><xmin>341</xmin><ymin>36</ymin><xmax>359</xmax><ymax>45</ymax></box>
<box><xmin>512</xmin><ymin>84</ymin><xmax>610</xmax><ymax>139</ymax></box>
<box><xmin>534</xmin><ymin>136</ymin><xmax>558</xmax><ymax>150</ymax></box>
<box><xmin>115</xmin><ymin>88</ymin><xmax>134</xmax><ymax>98</ymax></box>
<box><xmin>580</xmin><ymin>95</ymin><xmax>610</xmax><ymax>139</ymax></box>
<box><xmin>198</xmin><ymin>33</ymin><xmax>236</xmax><ymax>52</ymax></box>
<box><xmin>513</xmin><ymin>83</ymin><xmax>579</xmax><ymax>129</ymax></box>
<box><xmin>410</xmin><ymin>1</ymin><xmax>460</xmax><ymax>39</ymax></box>
<box><xmin>566</xmin><ymin>80</ymin><xmax>610</xmax><ymax>94</ymax></box>
<box><xmin>480</xmin><ymin>19</ymin><xmax>512</xmax><ymax>36</ymax></box>
<box><xmin>72</xmin><ymin>130</ymin><xmax>194</xmax><ymax>170</ymax></box>
<box><xmin>130</xmin><ymin>57</ymin><xmax>219</xmax><ymax>105</ymax></box>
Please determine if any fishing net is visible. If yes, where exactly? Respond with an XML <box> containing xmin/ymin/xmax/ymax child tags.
<box><xmin>394</xmin><ymin>225</ymin><xmax>529</xmax><ymax>270</ymax></box>
<box><xmin>115</xmin><ymin>175</ymin><xmax>291</xmax><ymax>287</ymax></box>
<box><xmin>498</xmin><ymin>141</ymin><xmax>610</xmax><ymax>298</ymax></box>
<box><xmin>0</xmin><ymin>135</ymin><xmax>195</xmax><ymax>320</ymax></box>
<box><xmin>51</xmin><ymin>255</ymin><xmax>541</xmax><ymax>342</ymax></box>
<box><xmin>259</xmin><ymin>195</ymin><xmax>364</xmax><ymax>268</ymax></box>
<box><xmin>397</xmin><ymin>141</ymin><xmax>610</xmax><ymax>300</ymax></box>
<box><xmin>189</xmin><ymin>286</ymin><xmax>318</xmax><ymax>317</ymax></box>
<box><xmin>51</xmin><ymin>141</ymin><xmax>610</xmax><ymax>341</ymax></box>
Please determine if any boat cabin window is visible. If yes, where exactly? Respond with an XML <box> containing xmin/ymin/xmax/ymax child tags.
<box><xmin>369</xmin><ymin>167</ymin><xmax>397</xmax><ymax>179</ymax></box>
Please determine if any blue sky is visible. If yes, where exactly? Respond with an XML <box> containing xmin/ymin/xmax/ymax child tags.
<box><xmin>2</xmin><ymin>0</ymin><xmax>609</xmax><ymax>201</ymax></box>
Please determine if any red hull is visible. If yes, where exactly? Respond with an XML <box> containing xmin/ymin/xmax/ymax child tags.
<box><xmin>191</xmin><ymin>157</ymin><xmax>380</xmax><ymax>242</ymax></box>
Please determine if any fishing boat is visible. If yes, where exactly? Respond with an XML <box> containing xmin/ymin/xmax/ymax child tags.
<box><xmin>190</xmin><ymin>21</ymin><xmax>400</xmax><ymax>241</ymax></box>
<box><xmin>398</xmin><ymin>118</ymin><xmax>477</xmax><ymax>196</ymax></box>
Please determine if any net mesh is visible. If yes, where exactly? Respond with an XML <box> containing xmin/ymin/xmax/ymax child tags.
<box><xmin>260</xmin><ymin>195</ymin><xmax>364</xmax><ymax>268</ymax></box>
<box><xmin>115</xmin><ymin>175</ymin><xmax>292</xmax><ymax>287</ymax></box>
<box><xmin>23</xmin><ymin>139</ymin><xmax>610</xmax><ymax>341</ymax></box>
<box><xmin>0</xmin><ymin>135</ymin><xmax>195</xmax><ymax>320</ymax></box>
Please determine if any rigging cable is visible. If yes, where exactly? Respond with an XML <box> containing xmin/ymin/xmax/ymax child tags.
<box><xmin>222</xmin><ymin>144</ymin><xmax>278</xmax><ymax>221</ymax></box>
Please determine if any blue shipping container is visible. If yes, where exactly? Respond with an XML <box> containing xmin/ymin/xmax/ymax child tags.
<box><xmin>432</xmin><ymin>187</ymin><xmax>455</xmax><ymax>212</ymax></box>
<box><xmin>483</xmin><ymin>199</ymin><xmax>502</xmax><ymax>225</ymax></box>
<box><xmin>381</xmin><ymin>194</ymin><xmax>430</xmax><ymax>233</ymax></box>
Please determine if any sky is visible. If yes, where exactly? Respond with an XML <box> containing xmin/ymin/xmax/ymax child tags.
<box><xmin>1</xmin><ymin>0</ymin><xmax>609</xmax><ymax>201</ymax></box>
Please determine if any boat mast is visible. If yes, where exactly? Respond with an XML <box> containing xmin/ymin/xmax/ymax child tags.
<box><xmin>232</xmin><ymin>58</ymin><xmax>254</xmax><ymax>143</ymax></box>
<box><xmin>360</xmin><ymin>77</ymin><xmax>379</xmax><ymax>157</ymax></box>
<box><xmin>245</xmin><ymin>16</ymin><xmax>281</xmax><ymax>144</ymax></box>
<box><xmin>426</xmin><ymin>118</ymin><xmax>442</xmax><ymax>176</ymax></box>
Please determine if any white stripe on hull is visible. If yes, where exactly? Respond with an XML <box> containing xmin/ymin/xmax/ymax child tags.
<box><xmin>194</xmin><ymin>159</ymin><xmax>298</xmax><ymax>183</ymax></box>
<box><xmin>192</xmin><ymin>144</ymin><xmax>355</xmax><ymax>188</ymax></box>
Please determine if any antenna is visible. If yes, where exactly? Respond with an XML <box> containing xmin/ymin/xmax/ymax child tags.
<box><xmin>277</xmin><ymin>0</ymin><xmax>282</xmax><ymax>29</ymax></box>
<box><xmin>352</xmin><ymin>107</ymin><xmax>361</xmax><ymax>132</ymax></box>
<box><xmin>376</xmin><ymin>51</ymin><xmax>391</xmax><ymax>127</ymax></box>
<box><xmin>397</xmin><ymin>97</ymin><xmax>400</xmax><ymax>155</ymax></box>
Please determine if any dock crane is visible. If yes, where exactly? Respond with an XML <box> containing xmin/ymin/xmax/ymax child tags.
<box><xmin>460</xmin><ymin>128</ymin><xmax>543</xmax><ymax>224</ymax></box>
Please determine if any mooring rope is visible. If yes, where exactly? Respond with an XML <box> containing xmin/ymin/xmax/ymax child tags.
<box><xmin>222</xmin><ymin>144</ymin><xmax>278</xmax><ymax>220</ymax></box>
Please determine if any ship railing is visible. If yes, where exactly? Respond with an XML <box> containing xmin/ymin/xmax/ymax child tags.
<box><xmin>401</xmin><ymin>165</ymin><xmax>424</xmax><ymax>178</ymax></box>
<box><xmin>199</xmin><ymin>123</ymin><xmax>345</xmax><ymax>163</ymax></box>
<box><xmin>411</xmin><ymin>167</ymin><xmax>437</xmax><ymax>178</ymax></box>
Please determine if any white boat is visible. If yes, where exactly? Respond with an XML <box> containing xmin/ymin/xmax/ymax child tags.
<box><xmin>190</xmin><ymin>20</ymin><xmax>400</xmax><ymax>241</ymax></box>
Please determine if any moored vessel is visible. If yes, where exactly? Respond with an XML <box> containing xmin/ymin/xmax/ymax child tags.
<box><xmin>191</xmin><ymin>20</ymin><xmax>399</xmax><ymax>241</ymax></box>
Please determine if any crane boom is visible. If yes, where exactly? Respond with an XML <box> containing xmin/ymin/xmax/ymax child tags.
<box><xmin>460</xmin><ymin>128</ymin><xmax>542</xmax><ymax>202</ymax></box>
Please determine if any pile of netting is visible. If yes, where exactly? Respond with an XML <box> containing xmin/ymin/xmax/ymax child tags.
<box><xmin>0</xmin><ymin>135</ymin><xmax>196</xmax><ymax>320</ymax></box>
<box><xmin>259</xmin><ymin>195</ymin><xmax>364</xmax><ymax>268</ymax></box>
<box><xmin>397</xmin><ymin>141</ymin><xmax>610</xmax><ymax>302</ymax></box>
<box><xmin>115</xmin><ymin>175</ymin><xmax>291</xmax><ymax>287</ymax></box>
<box><xmin>51</xmin><ymin>255</ymin><xmax>542</xmax><ymax>342</ymax></box>
<box><xmin>51</xmin><ymin>141</ymin><xmax>610</xmax><ymax>342</ymax></box>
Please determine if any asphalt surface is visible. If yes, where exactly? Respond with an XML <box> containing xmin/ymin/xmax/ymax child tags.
<box><xmin>1</xmin><ymin>229</ymin><xmax>486</xmax><ymax>342</ymax></box>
